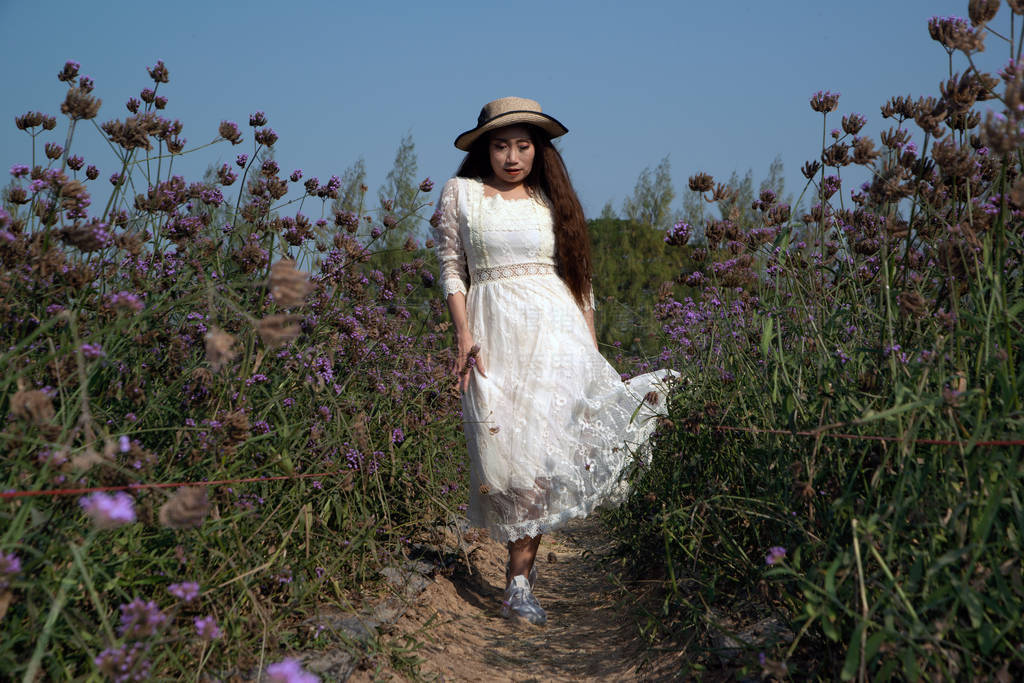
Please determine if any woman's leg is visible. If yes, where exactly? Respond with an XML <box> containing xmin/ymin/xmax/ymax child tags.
<box><xmin>506</xmin><ymin>534</ymin><xmax>541</xmax><ymax>586</ymax></box>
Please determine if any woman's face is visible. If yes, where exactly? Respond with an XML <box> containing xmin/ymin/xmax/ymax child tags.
<box><xmin>487</xmin><ymin>125</ymin><xmax>535</xmax><ymax>188</ymax></box>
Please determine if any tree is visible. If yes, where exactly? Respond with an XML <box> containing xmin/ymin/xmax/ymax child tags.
<box><xmin>599</xmin><ymin>200</ymin><xmax>617</xmax><ymax>220</ymax></box>
<box><xmin>332</xmin><ymin>157</ymin><xmax>367</xmax><ymax>216</ymax></box>
<box><xmin>717</xmin><ymin>168</ymin><xmax>755</xmax><ymax>227</ymax></box>
<box><xmin>759</xmin><ymin>154</ymin><xmax>786</xmax><ymax>202</ymax></box>
<box><xmin>621</xmin><ymin>156</ymin><xmax>676</xmax><ymax>229</ymax></box>
<box><xmin>377</xmin><ymin>132</ymin><xmax>419</xmax><ymax>237</ymax></box>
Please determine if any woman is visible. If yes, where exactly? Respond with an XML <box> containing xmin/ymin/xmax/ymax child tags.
<box><xmin>433</xmin><ymin>97</ymin><xmax>676</xmax><ymax>625</ymax></box>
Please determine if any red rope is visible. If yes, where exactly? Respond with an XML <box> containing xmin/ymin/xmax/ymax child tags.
<box><xmin>710</xmin><ymin>424</ymin><xmax>1024</xmax><ymax>447</ymax></box>
<box><xmin>3</xmin><ymin>426</ymin><xmax>1022</xmax><ymax>502</ymax></box>
<box><xmin>0</xmin><ymin>468</ymin><xmax>347</xmax><ymax>500</ymax></box>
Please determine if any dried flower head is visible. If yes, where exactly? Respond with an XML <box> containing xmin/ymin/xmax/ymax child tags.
<box><xmin>269</xmin><ymin>259</ymin><xmax>313</xmax><ymax>307</ymax></box>
<box><xmin>257</xmin><ymin>314</ymin><xmax>302</xmax><ymax>348</ymax></box>
<box><xmin>5</xmin><ymin>186</ymin><xmax>29</xmax><ymax>205</ymax></box>
<box><xmin>204</xmin><ymin>326</ymin><xmax>237</xmax><ymax>372</ymax></box>
<box><xmin>70</xmin><ymin>447</ymin><xmax>108</xmax><ymax>472</ymax></box>
<box><xmin>86</xmin><ymin>164</ymin><xmax>99</xmax><ymax>180</ymax></box>
<box><xmin>809</xmin><ymin>90</ymin><xmax>840</xmax><ymax>113</ymax></box>
<box><xmin>801</xmin><ymin>160</ymin><xmax>821</xmax><ymax>179</ymax></box>
<box><xmin>254</xmin><ymin>127</ymin><xmax>278</xmax><ymax>146</ymax></box>
<box><xmin>821</xmin><ymin>142</ymin><xmax>850</xmax><ymax>167</ymax></box>
<box><xmin>158</xmin><ymin>486</ymin><xmax>210</xmax><ymax>529</ymax></box>
<box><xmin>10</xmin><ymin>389</ymin><xmax>55</xmax><ymax>425</ymax></box>
<box><xmin>968</xmin><ymin>0</ymin><xmax>999</xmax><ymax>27</ymax></box>
<box><xmin>880</xmin><ymin>95</ymin><xmax>915</xmax><ymax>120</ymax></box>
<box><xmin>147</xmin><ymin>60</ymin><xmax>169</xmax><ymax>84</ymax></box>
<box><xmin>928</xmin><ymin>15</ymin><xmax>985</xmax><ymax>53</ymax></box>
<box><xmin>62</xmin><ymin>219</ymin><xmax>112</xmax><ymax>252</ymax></box>
<box><xmin>44</xmin><ymin>142</ymin><xmax>63</xmax><ymax>160</ymax></box>
<box><xmin>851</xmin><ymin>136</ymin><xmax>880</xmax><ymax>165</ymax></box>
<box><xmin>249</xmin><ymin>111</ymin><xmax>267</xmax><ymax>127</ymax></box>
<box><xmin>980</xmin><ymin>111</ymin><xmax>1024</xmax><ymax>154</ymax></box>
<box><xmin>898</xmin><ymin>290</ymin><xmax>927</xmax><ymax>317</ymax></box>
<box><xmin>61</xmin><ymin>87</ymin><xmax>102</xmax><ymax>120</ymax></box>
<box><xmin>841</xmin><ymin>113</ymin><xmax>866</xmax><ymax>135</ymax></box>
<box><xmin>57</xmin><ymin>60</ymin><xmax>80</xmax><ymax>82</ymax></box>
<box><xmin>218</xmin><ymin>120</ymin><xmax>242</xmax><ymax>144</ymax></box>
<box><xmin>688</xmin><ymin>172</ymin><xmax>714</xmax><ymax>193</ymax></box>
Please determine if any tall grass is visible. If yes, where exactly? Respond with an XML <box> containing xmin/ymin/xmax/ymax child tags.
<box><xmin>1</xmin><ymin>61</ymin><xmax>465</xmax><ymax>679</ymax></box>
<box><xmin>606</xmin><ymin>3</ymin><xmax>1024</xmax><ymax>679</ymax></box>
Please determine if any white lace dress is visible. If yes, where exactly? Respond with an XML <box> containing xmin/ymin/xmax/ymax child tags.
<box><xmin>434</xmin><ymin>176</ymin><xmax>676</xmax><ymax>544</ymax></box>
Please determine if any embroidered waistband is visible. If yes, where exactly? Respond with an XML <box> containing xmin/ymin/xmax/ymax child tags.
<box><xmin>472</xmin><ymin>262</ymin><xmax>557</xmax><ymax>283</ymax></box>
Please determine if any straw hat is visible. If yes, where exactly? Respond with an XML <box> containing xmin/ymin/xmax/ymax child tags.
<box><xmin>454</xmin><ymin>96</ymin><xmax>568</xmax><ymax>151</ymax></box>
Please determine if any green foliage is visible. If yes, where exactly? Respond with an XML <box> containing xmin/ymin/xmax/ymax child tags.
<box><xmin>0</xmin><ymin>62</ymin><xmax>462</xmax><ymax>680</ymax></box>
<box><xmin>589</xmin><ymin>217</ymin><xmax>695</xmax><ymax>360</ymax></box>
<box><xmin>603</xmin><ymin>8</ymin><xmax>1024</xmax><ymax>679</ymax></box>
<box><xmin>332</xmin><ymin>156</ymin><xmax>367</xmax><ymax>215</ymax></box>
<box><xmin>622</xmin><ymin>156</ymin><xmax>677</xmax><ymax>230</ymax></box>
<box><xmin>377</xmin><ymin>132</ymin><xmax>420</xmax><ymax>236</ymax></box>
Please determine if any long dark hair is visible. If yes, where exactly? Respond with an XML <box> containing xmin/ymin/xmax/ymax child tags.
<box><xmin>455</xmin><ymin>125</ymin><xmax>593</xmax><ymax>308</ymax></box>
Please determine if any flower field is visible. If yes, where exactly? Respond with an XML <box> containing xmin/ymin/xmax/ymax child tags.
<box><xmin>3</xmin><ymin>1</ymin><xmax>1024</xmax><ymax>680</ymax></box>
<box><xmin>604</xmin><ymin>2</ymin><xmax>1024</xmax><ymax>679</ymax></box>
<box><xmin>2</xmin><ymin>59</ymin><xmax>468</xmax><ymax>680</ymax></box>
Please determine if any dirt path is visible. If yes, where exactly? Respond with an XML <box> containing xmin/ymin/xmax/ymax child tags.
<box><xmin>355</xmin><ymin>517</ymin><xmax>678</xmax><ymax>682</ymax></box>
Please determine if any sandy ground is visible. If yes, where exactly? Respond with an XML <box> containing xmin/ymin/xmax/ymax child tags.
<box><xmin>349</xmin><ymin>516</ymin><xmax>683</xmax><ymax>682</ymax></box>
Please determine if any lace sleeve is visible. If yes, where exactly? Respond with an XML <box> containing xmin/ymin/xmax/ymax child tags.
<box><xmin>433</xmin><ymin>178</ymin><xmax>469</xmax><ymax>299</ymax></box>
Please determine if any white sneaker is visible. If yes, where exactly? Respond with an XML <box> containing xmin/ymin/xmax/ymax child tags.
<box><xmin>501</xmin><ymin>575</ymin><xmax>547</xmax><ymax>625</ymax></box>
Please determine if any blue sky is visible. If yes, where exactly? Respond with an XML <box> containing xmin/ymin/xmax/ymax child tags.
<box><xmin>0</xmin><ymin>0</ymin><xmax>1013</xmax><ymax>219</ymax></box>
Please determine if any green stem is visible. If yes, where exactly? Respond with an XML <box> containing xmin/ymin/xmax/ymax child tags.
<box><xmin>23</xmin><ymin>532</ymin><xmax>96</xmax><ymax>682</ymax></box>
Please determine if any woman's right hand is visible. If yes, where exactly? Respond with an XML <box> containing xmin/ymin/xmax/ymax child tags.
<box><xmin>454</xmin><ymin>331</ymin><xmax>487</xmax><ymax>394</ymax></box>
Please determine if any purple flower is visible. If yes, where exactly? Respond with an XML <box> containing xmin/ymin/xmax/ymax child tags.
<box><xmin>765</xmin><ymin>546</ymin><xmax>787</xmax><ymax>566</ymax></box>
<box><xmin>809</xmin><ymin>90</ymin><xmax>840</xmax><ymax>113</ymax></box>
<box><xmin>391</xmin><ymin>428</ymin><xmax>404</xmax><ymax>445</ymax></box>
<box><xmin>290</xmin><ymin>169</ymin><xmax>303</xmax><ymax>182</ymax></box>
<box><xmin>95</xmin><ymin>643</ymin><xmax>151</xmax><ymax>682</ymax></box>
<box><xmin>419</xmin><ymin>177</ymin><xmax>434</xmax><ymax>193</ymax></box>
<box><xmin>0</xmin><ymin>551</ymin><xmax>21</xmax><ymax>590</ymax></box>
<box><xmin>107</xmin><ymin>291</ymin><xmax>145</xmax><ymax>313</ymax></box>
<box><xmin>249</xmin><ymin>111</ymin><xmax>267</xmax><ymax>127</ymax></box>
<box><xmin>80</xmin><ymin>491</ymin><xmax>136</xmax><ymax>529</ymax></box>
<box><xmin>10</xmin><ymin>164</ymin><xmax>29</xmax><ymax>178</ymax></box>
<box><xmin>109</xmin><ymin>172</ymin><xmax>125</xmax><ymax>186</ymax></box>
<box><xmin>80</xmin><ymin>343</ymin><xmax>105</xmax><ymax>359</ymax></box>
<box><xmin>168</xmin><ymin>581</ymin><xmax>200</xmax><ymax>602</ymax></box>
<box><xmin>266</xmin><ymin>658</ymin><xmax>319</xmax><ymax>683</ymax></box>
<box><xmin>118</xmin><ymin>598</ymin><xmax>166</xmax><ymax>639</ymax></box>
<box><xmin>664</xmin><ymin>221</ymin><xmax>691</xmax><ymax>246</ymax></box>
<box><xmin>254</xmin><ymin>127</ymin><xmax>278</xmax><ymax>146</ymax></box>
<box><xmin>235</xmin><ymin>153</ymin><xmax>249</xmax><ymax>168</ymax></box>
<box><xmin>118</xmin><ymin>435</ymin><xmax>131</xmax><ymax>453</ymax></box>
<box><xmin>194</xmin><ymin>615</ymin><xmax>222</xmax><ymax>640</ymax></box>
